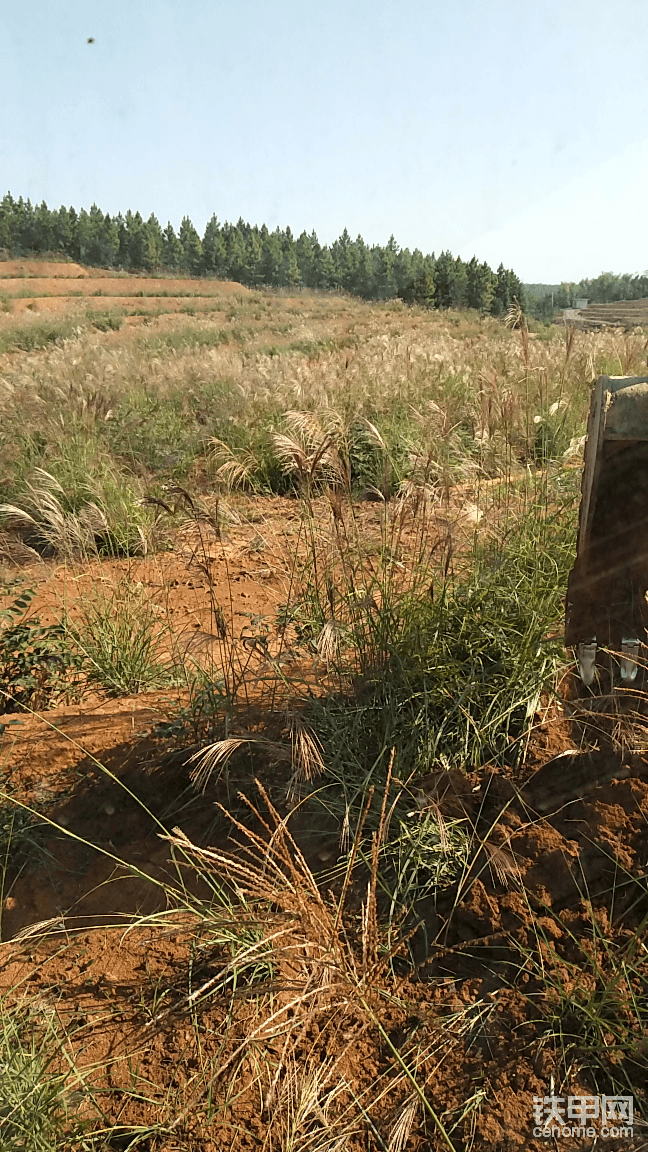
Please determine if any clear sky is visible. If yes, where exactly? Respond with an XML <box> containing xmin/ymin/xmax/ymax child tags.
<box><xmin>2</xmin><ymin>0</ymin><xmax>647</xmax><ymax>283</ymax></box>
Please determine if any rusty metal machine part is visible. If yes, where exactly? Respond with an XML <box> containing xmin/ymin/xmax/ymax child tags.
<box><xmin>565</xmin><ymin>375</ymin><xmax>648</xmax><ymax>687</ymax></box>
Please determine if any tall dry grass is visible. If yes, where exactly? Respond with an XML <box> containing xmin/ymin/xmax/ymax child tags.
<box><xmin>1</xmin><ymin>297</ymin><xmax>646</xmax><ymax>524</ymax></box>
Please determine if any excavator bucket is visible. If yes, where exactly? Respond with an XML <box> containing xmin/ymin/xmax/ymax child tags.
<box><xmin>566</xmin><ymin>374</ymin><xmax>648</xmax><ymax>688</ymax></box>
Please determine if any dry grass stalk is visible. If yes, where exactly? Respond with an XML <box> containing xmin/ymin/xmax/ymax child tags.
<box><xmin>188</xmin><ymin>736</ymin><xmax>291</xmax><ymax>793</ymax></box>
<box><xmin>481</xmin><ymin>840</ymin><xmax>521</xmax><ymax>890</ymax></box>
<box><xmin>387</xmin><ymin>1094</ymin><xmax>420</xmax><ymax>1152</ymax></box>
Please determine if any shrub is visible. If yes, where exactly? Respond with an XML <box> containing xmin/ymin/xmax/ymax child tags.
<box><xmin>0</xmin><ymin>590</ymin><xmax>81</xmax><ymax>714</ymax></box>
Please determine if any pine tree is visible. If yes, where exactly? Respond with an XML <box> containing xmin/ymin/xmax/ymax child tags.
<box><xmin>331</xmin><ymin>228</ymin><xmax>355</xmax><ymax>292</ymax></box>
<box><xmin>373</xmin><ymin>235</ymin><xmax>399</xmax><ymax>298</ymax></box>
<box><xmin>162</xmin><ymin>222</ymin><xmax>184</xmax><ymax>270</ymax></box>
<box><xmin>453</xmin><ymin>257</ymin><xmax>467</xmax><ymax>307</ymax></box>
<box><xmin>236</xmin><ymin>216</ymin><xmax>252</xmax><ymax>242</ymax></box>
<box><xmin>295</xmin><ymin>231</ymin><xmax>315</xmax><ymax>287</ymax></box>
<box><xmin>491</xmin><ymin>264</ymin><xmax>510</xmax><ymax>315</ymax></box>
<box><xmin>246</xmin><ymin>227</ymin><xmax>264</xmax><ymax>286</ymax></box>
<box><xmin>507</xmin><ymin>270</ymin><xmax>526</xmax><ymax>311</ymax></box>
<box><xmin>434</xmin><ymin>251</ymin><xmax>456</xmax><ymax>308</ymax></box>
<box><xmin>201</xmin><ymin>215</ymin><xmax>227</xmax><ymax>276</ymax></box>
<box><xmin>350</xmin><ymin>235</ymin><xmax>374</xmax><ymax>297</ymax></box>
<box><xmin>491</xmin><ymin>265</ymin><xmax>526</xmax><ymax>316</ymax></box>
<box><xmin>78</xmin><ymin>205</ymin><xmax>119</xmax><ymax>266</ymax></box>
<box><xmin>315</xmin><ymin>245</ymin><xmax>336</xmax><ymax>290</ymax></box>
<box><xmin>224</xmin><ymin>223</ymin><xmax>249</xmax><ymax>283</ymax></box>
<box><xmin>121</xmin><ymin>210</ymin><xmax>147</xmax><ymax>269</ymax></box>
<box><xmin>143</xmin><ymin>214</ymin><xmax>163</xmax><ymax>270</ymax></box>
<box><xmin>465</xmin><ymin>256</ymin><xmax>494</xmax><ymax>312</ymax></box>
<box><xmin>11</xmin><ymin>197</ymin><xmax>35</xmax><ymax>254</ymax></box>
<box><xmin>178</xmin><ymin>216</ymin><xmax>202</xmax><ymax>274</ymax></box>
<box><xmin>260</xmin><ymin>229</ymin><xmax>283</xmax><ymax>286</ymax></box>
<box><xmin>398</xmin><ymin>268</ymin><xmax>435</xmax><ymax>308</ymax></box>
<box><xmin>0</xmin><ymin>193</ymin><xmax>16</xmax><ymax>251</ymax></box>
<box><xmin>393</xmin><ymin>246</ymin><xmax>414</xmax><ymax>294</ymax></box>
<box><xmin>281</xmin><ymin>243</ymin><xmax>301</xmax><ymax>287</ymax></box>
<box><xmin>53</xmin><ymin>206</ymin><xmax>79</xmax><ymax>259</ymax></box>
<box><xmin>33</xmin><ymin>201</ymin><xmax>55</xmax><ymax>254</ymax></box>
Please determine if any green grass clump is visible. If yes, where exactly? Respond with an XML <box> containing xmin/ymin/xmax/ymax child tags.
<box><xmin>519</xmin><ymin>901</ymin><xmax>648</xmax><ymax>1111</ymax></box>
<box><xmin>299</xmin><ymin>477</ymin><xmax>578</xmax><ymax>844</ymax></box>
<box><xmin>0</xmin><ymin>590</ymin><xmax>81</xmax><ymax>713</ymax></box>
<box><xmin>398</xmin><ymin>486</ymin><xmax>577</xmax><ymax>766</ymax></box>
<box><xmin>64</xmin><ymin>581</ymin><xmax>178</xmax><ymax>696</ymax></box>
<box><xmin>0</xmin><ymin>465</ymin><xmax>157</xmax><ymax>559</ymax></box>
<box><xmin>106</xmin><ymin>389</ymin><xmax>210</xmax><ymax>478</ymax></box>
<box><xmin>0</xmin><ymin>320</ymin><xmax>79</xmax><ymax>353</ymax></box>
<box><xmin>145</xmin><ymin>326</ymin><xmax>230</xmax><ymax>353</ymax></box>
<box><xmin>0</xmin><ymin>1004</ymin><xmax>83</xmax><ymax>1151</ymax></box>
<box><xmin>88</xmin><ymin>310</ymin><xmax>124</xmax><ymax>332</ymax></box>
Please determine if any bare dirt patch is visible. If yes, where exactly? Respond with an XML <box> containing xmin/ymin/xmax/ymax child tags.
<box><xmin>2</xmin><ymin>720</ymin><xmax>647</xmax><ymax>1149</ymax></box>
<box><xmin>0</xmin><ymin>260</ymin><xmax>90</xmax><ymax>278</ymax></box>
<box><xmin>0</xmin><ymin>274</ymin><xmax>250</xmax><ymax>298</ymax></box>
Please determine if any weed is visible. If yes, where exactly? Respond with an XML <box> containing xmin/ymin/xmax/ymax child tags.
<box><xmin>64</xmin><ymin>579</ymin><xmax>178</xmax><ymax>696</ymax></box>
<box><xmin>518</xmin><ymin>890</ymin><xmax>648</xmax><ymax>1110</ymax></box>
<box><xmin>89</xmin><ymin>310</ymin><xmax>123</xmax><ymax>332</ymax></box>
<box><xmin>0</xmin><ymin>320</ymin><xmax>79</xmax><ymax>353</ymax></box>
<box><xmin>0</xmin><ymin>589</ymin><xmax>81</xmax><ymax>713</ymax></box>
<box><xmin>0</xmin><ymin>1003</ymin><xmax>84</xmax><ymax>1151</ymax></box>
<box><xmin>0</xmin><ymin>467</ymin><xmax>157</xmax><ymax>559</ymax></box>
<box><xmin>145</xmin><ymin>326</ymin><xmax>230</xmax><ymax>352</ymax></box>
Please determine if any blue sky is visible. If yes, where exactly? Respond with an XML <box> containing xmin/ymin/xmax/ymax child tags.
<box><xmin>2</xmin><ymin>0</ymin><xmax>647</xmax><ymax>282</ymax></box>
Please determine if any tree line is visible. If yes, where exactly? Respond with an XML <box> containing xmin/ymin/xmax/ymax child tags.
<box><xmin>530</xmin><ymin>271</ymin><xmax>648</xmax><ymax>319</ymax></box>
<box><xmin>0</xmin><ymin>193</ymin><xmax>524</xmax><ymax>313</ymax></box>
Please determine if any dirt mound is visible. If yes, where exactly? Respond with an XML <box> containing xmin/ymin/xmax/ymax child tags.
<box><xmin>0</xmin><ymin>259</ymin><xmax>89</xmax><ymax>278</ymax></box>
<box><xmin>0</xmin><ymin>274</ymin><xmax>251</xmax><ymax>297</ymax></box>
<box><xmin>9</xmin><ymin>294</ymin><xmax>241</xmax><ymax>315</ymax></box>
<box><xmin>1</xmin><ymin>713</ymin><xmax>647</xmax><ymax>1148</ymax></box>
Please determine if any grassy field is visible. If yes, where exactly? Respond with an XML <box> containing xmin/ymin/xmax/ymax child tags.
<box><xmin>0</xmin><ymin>263</ymin><xmax>647</xmax><ymax>1151</ymax></box>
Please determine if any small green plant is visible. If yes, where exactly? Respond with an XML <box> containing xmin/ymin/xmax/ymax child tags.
<box><xmin>0</xmin><ymin>590</ymin><xmax>80</xmax><ymax>713</ymax></box>
<box><xmin>0</xmin><ymin>320</ymin><xmax>78</xmax><ymax>353</ymax></box>
<box><xmin>157</xmin><ymin>675</ymin><xmax>230</xmax><ymax>744</ymax></box>
<box><xmin>0</xmin><ymin>1004</ymin><xmax>82</xmax><ymax>1151</ymax></box>
<box><xmin>89</xmin><ymin>310</ymin><xmax>123</xmax><ymax>331</ymax></box>
<box><xmin>0</xmin><ymin>799</ymin><xmax>46</xmax><ymax>884</ymax></box>
<box><xmin>382</xmin><ymin>808</ymin><xmax>470</xmax><ymax>906</ymax></box>
<box><xmin>519</xmin><ymin>898</ymin><xmax>648</xmax><ymax>1110</ymax></box>
<box><xmin>64</xmin><ymin>580</ymin><xmax>178</xmax><ymax>696</ymax></box>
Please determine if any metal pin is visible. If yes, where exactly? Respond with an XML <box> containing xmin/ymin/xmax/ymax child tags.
<box><xmin>577</xmin><ymin>639</ymin><xmax>597</xmax><ymax>686</ymax></box>
<box><xmin>620</xmin><ymin>638</ymin><xmax>640</xmax><ymax>681</ymax></box>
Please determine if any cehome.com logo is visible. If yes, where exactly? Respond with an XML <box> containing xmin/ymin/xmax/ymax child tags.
<box><xmin>533</xmin><ymin>1094</ymin><xmax>634</xmax><ymax>1140</ymax></box>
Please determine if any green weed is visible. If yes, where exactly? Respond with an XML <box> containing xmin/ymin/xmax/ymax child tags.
<box><xmin>0</xmin><ymin>1003</ymin><xmax>84</xmax><ymax>1151</ymax></box>
<box><xmin>64</xmin><ymin>580</ymin><xmax>178</xmax><ymax>696</ymax></box>
<box><xmin>0</xmin><ymin>589</ymin><xmax>81</xmax><ymax>713</ymax></box>
<box><xmin>88</xmin><ymin>310</ymin><xmax>123</xmax><ymax>332</ymax></box>
<box><xmin>0</xmin><ymin>320</ymin><xmax>79</xmax><ymax>353</ymax></box>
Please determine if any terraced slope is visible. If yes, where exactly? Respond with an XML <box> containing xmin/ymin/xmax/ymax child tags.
<box><xmin>558</xmin><ymin>298</ymin><xmax>648</xmax><ymax>329</ymax></box>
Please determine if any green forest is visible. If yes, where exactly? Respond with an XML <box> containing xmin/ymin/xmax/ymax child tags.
<box><xmin>0</xmin><ymin>193</ymin><xmax>524</xmax><ymax>315</ymax></box>
<box><xmin>528</xmin><ymin>271</ymin><xmax>648</xmax><ymax>318</ymax></box>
